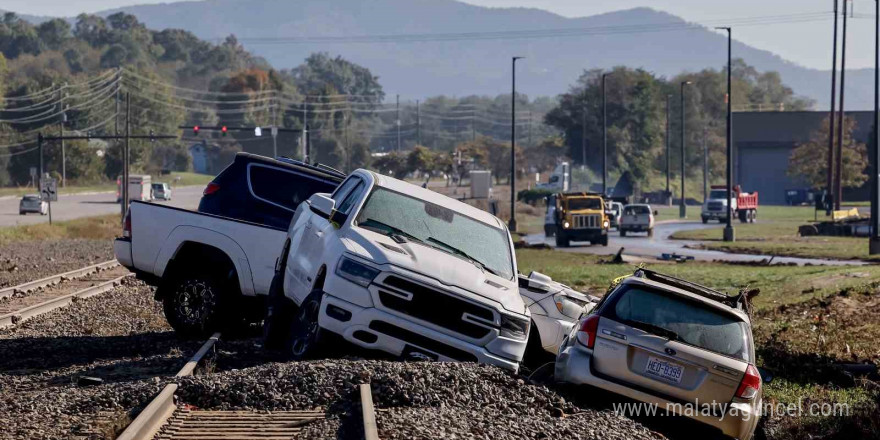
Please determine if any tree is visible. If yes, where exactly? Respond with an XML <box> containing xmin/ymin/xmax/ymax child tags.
<box><xmin>36</xmin><ymin>19</ymin><xmax>71</xmax><ymax>50</ymax></box>
<box><xmin>286</xmin><ymin>52</ymin><xmax>384</xmax><ymax>101</ymax></box>
<box><xmin>406</xmin><ymin>145</ymin><xmax>435</xmax><ymax>181</ymax></box>
<box><xmin>372</xmin><ymin>152</ymin><xmax>407</xmax><ymax>177</ymax></box>
<box><xmin>788</xmin><ymin>116</ymin><xmax>868</xmax><ymax>189</ymax></box>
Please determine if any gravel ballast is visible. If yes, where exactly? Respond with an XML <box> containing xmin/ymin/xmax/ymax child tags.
<box><xmin>0</xmin><ymin>239</ymin><xmax>113</xmax><ymax>289</ymax></box>
<box><xmin>174</xmin><ymin>360</ymin><xmax>664</xmax><ymax>440</ymax></box>
<box><xmin>0</xmin><ymin>278</ymin><xmax>197</xmax><ymax>439</ymax></box>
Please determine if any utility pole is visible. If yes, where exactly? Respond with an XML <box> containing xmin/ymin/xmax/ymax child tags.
<box><xmin>828</xmin><ymin>0</ymin><xmax>840</xmax><ymax>215</ymax></box>
<box><xmin>528</xmin><ymin>110</ymin><xmax>532</xmax><ymax>147</ymax></box>
<box><xmin>472</xmin><ymin>110</ymin><xmax>476</xmax><ymax>141</ymax></box>
<box><xmin>582</xmin><ymin>105</ymin><xmax>587</xmax><ymax>170</ymax></box>
<box><xmin>116</xmin><ymin>78</ymin><xmax>122</xmax><ymax>220</ymax></box>
<box><xmin>665</xmin><ymin>94</ymin><xmax>672</xmax><ymax>206</ymax></box>
<box><xmin>835</xmin><ymin>0</ymin><xmax>849</xmax><ymax>210</ymax></box>
<box><xmin>703</xmin><ymin>125</ymin><xmax>709</xmax><ymax>202</ymax></box>
<box><xmin>396</xmin><ymin>94</ymin><xmax>401</xmax><ymax>152</ymax></box>
<box><xmin>271</xmin><ymin>99</ymin><xmax>278</xmax><ymax>158</ymax></box>
<box><xmin>680</xmin><ymin>81</ymin><xmax>692</xmax><ymax>218</ymax></box>
<box><xmin>302</xmin><ymin>101</ymin><xmax>308</xmax><ymax>161</ymax></box>
<box><xmin>602</xmin><ymin>72</ymin><xmax>611</xmax><ymax>195</ymax></box>
<box><xmin>59</xmin><ymin>84</ymin><xmax>67</xmax><ymax>188</ymax></box>
<box><xmin>123</xmin><ymin>93</ymin><xmax>130</xmax><ymax>218</ymax></box>
<box><xmin>871</xmin><ymin>0</ymin><xmax>880</xmax><ymax>254</ymax></box>
<box><xmin>717</xmin><ymin>26</ymin><xmax>735</xmax><ymax>242</ymax></box>
<box><xmin>416</xmin><ymin>99</ymin><xmax>421</xmax><ymax>145</ymax></box>
<box><xmin>510</xmin><ymin>56</ymin><xmax>524</xmax><ymax>233</ymax></box>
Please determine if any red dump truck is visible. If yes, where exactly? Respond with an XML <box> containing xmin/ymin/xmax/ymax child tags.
<box><xmin>701</xmin><ymin>185</ymin><xmax>759</xmax><ymax>223</ymax></box>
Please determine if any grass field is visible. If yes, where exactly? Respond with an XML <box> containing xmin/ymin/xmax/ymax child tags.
<box><xmin>0</xmin><ymin>214</ymin><xmax>120</xmax><ymax>245</ymax></box>
<box><xmin>0</xmin><ymin>171</ymin><xmax>213</xmax><ymax>198</ymax></box>
<box><xmin>670</xmin><ymin>205</ymin><xmax>879</xmax><ymax>261</ymax></box>
<box><xmin>516</xmin><ymin>248</ymin><xmax>880</xmax><ymax>440</ymax></box>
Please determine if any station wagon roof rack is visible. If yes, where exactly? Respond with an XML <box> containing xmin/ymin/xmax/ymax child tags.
<box><xmin>631</xmin><ymin>268</ymin><xmax>748</xmax><ymax>310</ymax></box>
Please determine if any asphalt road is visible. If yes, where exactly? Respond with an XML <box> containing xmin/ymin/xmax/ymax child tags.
<box><xmin>526</xmin><ymin>221</ymin><xmax>865</xmax><ymax>266</ymax></box>
<box><xmin>0</xmin><ymin>186</ymin><xmax>204</xmax><ymax>227</ymax></box>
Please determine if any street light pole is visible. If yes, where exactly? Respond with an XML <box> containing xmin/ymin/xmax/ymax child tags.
<box><xmin>582</xmin><ymin>104</ymin><xmax>587</xmax><ymax>170</ymax></box>
<box><xmin>717</xmin><ymin>26</ymin><xmax>735</xmax><ymax>242</ymax></box>
<box><xmin>680</xmin><ymin>81</ymin><xmax>692</xmax><ymax>218</ymax></box>
<box><xmin>827</xmin><ymin>0</ymin><xmax>840</xmax><ymax>215</ymax></box>
<box><xmin>665</xmin><ymin>94</ymin><xmax>672</xmax><ymax>206</ymax></box>
<box><xmin>835</xmin><ymin>0</ymin><xmax>849</xmax><ymax>211</ymax></box>
<box><xmin>870</xmin><ymin>0</ymin><xmax>880</xmax><ymax>254</ymax></box>
<box><xmin>602</xmin><ymin>72</ymin><xmax>611</xmax><ymax>195</ymax></box>
<box><xmin>509</xmin><ymin>56</ymin><xmax>524</xmax><ymax>233</ymax></box>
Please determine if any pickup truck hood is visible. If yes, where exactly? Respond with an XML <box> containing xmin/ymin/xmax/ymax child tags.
<box><xmin>341</xmin><ymin>229</ymin><xmax>526</xmax><ymax>315</ymax></box>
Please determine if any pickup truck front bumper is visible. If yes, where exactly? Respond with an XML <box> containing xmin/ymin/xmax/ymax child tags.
<box><xmin>319</xmin><ymin>293</ymin><xmax>521</xmax><ymax>372</ymax></box>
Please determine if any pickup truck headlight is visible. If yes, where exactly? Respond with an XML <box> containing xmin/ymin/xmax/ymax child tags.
<box><xmin>499</xmin><ymin>314</ymin><xmax>530</xmax><ymax>340</ymax></box>
<box><xmin>563</xmin><ymin>221</ymin><xmax>570</xmax><ymax>229</ymax></box>
<box><xmin>554</xmin><ymin>294</ymin><xmax>588</xmax><ymax>319</ymax></box>
<box><xmin>335</xmin><ymin>256</ymin><xmax>380</xmax><ymax>287</ymax></box>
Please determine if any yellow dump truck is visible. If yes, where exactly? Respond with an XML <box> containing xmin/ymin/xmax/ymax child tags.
<box><xmin>552</xmin><ymin>192</ymin><xmax>610</xmax><ymax>247</ymax></box>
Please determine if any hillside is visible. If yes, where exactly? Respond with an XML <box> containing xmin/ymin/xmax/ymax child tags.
<box><xmin>73</xmin><ymin>0</ymin><xmax>866</xmax><ymax>109</ymax></box>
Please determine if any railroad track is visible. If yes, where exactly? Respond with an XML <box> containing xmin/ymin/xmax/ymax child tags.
<box><xmin>117</xmin><ymin>334</ymin><xmax>381</xmax><ymax>440</ymax></box>
<box><xmin>0</xmin><ymin>261</ymin><xmax>132</xmax><ymax>330</ymax></box>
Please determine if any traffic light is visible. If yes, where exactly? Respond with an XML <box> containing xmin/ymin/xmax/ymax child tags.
<box><xmin>193</xmin><ymin>125</ymin><xmax>200</xmax><ymax>136</ymax></box>
<box><xmin>221</xmin><ymin>126</ymin><xmax>228</xmax><ymax>136</ymax></box>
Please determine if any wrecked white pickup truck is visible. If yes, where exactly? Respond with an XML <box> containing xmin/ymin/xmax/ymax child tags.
<box><xmin>263</xmin><ymin>169</ymin><xmax>530</xmax><ymax>371</ymax></box>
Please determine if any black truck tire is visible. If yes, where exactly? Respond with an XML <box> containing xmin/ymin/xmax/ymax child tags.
<box><xmin>601</xmin><ymin>235</ymin><xmax>609</xmax><ymax>246</ymax></box>
<box><xmin>162</xmin><ymin>269</ymin><xmax>226</xmax><ymax>339</ymax></box>
<box><xmin>263</xmin><ymin>240</ymin><xmax>295</xmax><ymax>350</ymax></box>
<box><xmin>555</xmin><ymin>232</ymin><xmax>570</xmax><ymax>248</ymax></box>
<box><xmin>285</xmin><ymin>289</ymin><xmax>327</xmax><ymax>360</ymax></box>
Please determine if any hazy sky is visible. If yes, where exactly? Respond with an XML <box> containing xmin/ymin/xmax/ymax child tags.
<box><xmin>3</xmin><ymin>0</ymin><xmax>875</xmax><ymax>70</ymax></box>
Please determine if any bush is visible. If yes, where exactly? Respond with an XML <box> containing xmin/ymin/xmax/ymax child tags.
<box><xmin>517</xmin><ymin>188</ymin><xmax>554</xmax><ymax>206</ymax></box>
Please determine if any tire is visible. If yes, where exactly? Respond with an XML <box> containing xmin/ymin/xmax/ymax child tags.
<box><xmin>19</xmin><ymin>211</ymin><xmax>24</xmax><ymax>215</ymax></box>
<box><xmin>701</xmin><ymin>216</ymin><xmax>708</xmax><ymax>224</ymax></box>
<box><xmin>521</xmin><ymin>323</ymin><xmax>554</xmax><ymax>372</ymax></box>
<box><xmin>600</xmin><ymin>235</ymin><xmax>609</xmax><ymax>247</ymax></box>
<box><xmin>285</xmin><ymin>289</ymin><xmax>326</xmax><ymax>360</ymax></box>
<box><xmin>162</xmin><ymin>270</ymin><xmax>226</xmax><ymax>338</ymax></box>
<box><xmin>751</xmin><ymin>209</ymin><xmax>758</xmax><ymax>223</ymax></box>
<box><xmin>555</xmin><ymin>232</ymin><xmax>570</xmax><ymax>248</ymax></box>
<box><xmin>647</xmin><ymin>228</ymin><xmax>654</xmax><ymax>238</ymax></box>
<box><xmin>738</xmin><ymin>210</ymin><xmax>748</xmax><ymax>223</ymax></box>
<box><xmin>620</xmin><ymin>229</ymin><xmax>627</xmax><ymax>237</ymax></box>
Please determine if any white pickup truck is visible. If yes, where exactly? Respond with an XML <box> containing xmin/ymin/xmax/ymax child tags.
<box><xmin>114</xmin><ymin>153</ymin><xmax>343</xmax><ymax>337</ymax></box>
<box><xmin>262</xmin><ymin>169</ymin><xmax>530</xmax><ymax>371</ymax></box>
<box><xmin>618</xmin><ymin>204</ymin><xmax>656</xmax><ymax>237</ymax></box>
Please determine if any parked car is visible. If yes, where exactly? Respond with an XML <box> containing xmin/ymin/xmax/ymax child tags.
<box><xmin>114</xmin><ymin>153</ymin><xmax>344</xmax><ymax>337</ymax></box>
<box><xmin>518</xmin><ymin>271</ymin><xmax>597</xmax><ymax>366</ymax></box>
<box><xmin>555</xmin><ymin>268</ymin><xmax>762</xmax><ymax>440</ymax></box>
<box><xmin>619</xmin><ymin>204</ymin><xmax>655</xmax><ymax>237</ymax></box>
<box><xmin>263</xmin><ymin>169</ymin><xmax>530</xmax><ymax>371</ymax></box>
<box><xmin>151</xmin><ymin>182</ymin><xmax>172</xmax><ymax>201</ymax></box>
<box><xmin>607</xmin><ymin>201</ymin><xmax>624</xmax><ymax>230</ymax></box>
<box><xmin>19</xmin><ymin>194</ymin><xmax>47</xmax><ymax>215</ymax></box>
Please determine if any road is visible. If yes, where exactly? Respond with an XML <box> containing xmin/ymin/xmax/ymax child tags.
<box><xmin>0</xmin><ymin>186</ymin><xmax>204</xmax><ymax>227</ymax></box>
<box><xmin>525</xmin><ymin>221</ymin><xmax>866</xmax><ymax>266</ymax></box>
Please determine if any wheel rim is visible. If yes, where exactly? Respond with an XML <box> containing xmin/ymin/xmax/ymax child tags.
<box><xmin>174</xmin><ymin>279</ymin><xmax>217</xmax><ymax>328</ymax></box>
<box><xmin>291</xmin><ymin>299</ymin><xmax>320</xmax><ymax>357</ymax></box>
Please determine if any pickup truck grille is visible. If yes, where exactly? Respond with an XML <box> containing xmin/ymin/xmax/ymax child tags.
<box><xmin>376</xmin><ymin>275</ymin><xmax>494</xmax><ymax>339</ymax></box>
<box><xmin>572</xmin><ymin>214</ymin><xmax>600</xmax><ymax>229</ymax></box>
<box><xmin>708</xmin><ymin>201</ymin><xmax>723</xmax><ymax>211</ymax></box>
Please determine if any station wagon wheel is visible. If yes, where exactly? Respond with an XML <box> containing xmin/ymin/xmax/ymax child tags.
<box><xmin>287</xmin><ymin>290</ymin><xmax>325</xmax><ymax>360</ymax></box>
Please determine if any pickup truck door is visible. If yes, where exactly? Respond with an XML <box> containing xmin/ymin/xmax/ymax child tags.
<box><xmin>287</xmin><ymin>176</ymin><xmax>366</xmax><ymax>301</ymax></box>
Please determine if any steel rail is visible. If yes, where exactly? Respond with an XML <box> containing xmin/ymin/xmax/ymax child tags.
<box><xmin>0</xmin><ymin>260</ymin><xmax>119</xmax><ymax>300</ymax></box>
<box><xmin>0</xmin><ymin>273</ymin><xmax>131</xmax><ymax>329</ymax></box>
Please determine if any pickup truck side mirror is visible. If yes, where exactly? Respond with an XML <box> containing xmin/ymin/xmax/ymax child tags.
<box><xmin>308</xmin><ymin>193</ymin><xmax>336</xmax><ymax>219</ymax></box>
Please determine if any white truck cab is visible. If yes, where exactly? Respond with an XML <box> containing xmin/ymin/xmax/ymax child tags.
<box><xmin>264</xmin><ymin>169</ymin><xmax>530</xmax><ymax>371</ymax></box>
<box><xmin>702</xmin><ymin>188</ymin><xmax>735</xmax><ymax>223</ymax></box>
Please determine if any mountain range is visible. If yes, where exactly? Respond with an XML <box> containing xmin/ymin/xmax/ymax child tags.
<box><xmin>11</xmin><ymin>0</ymin><xmax>873</xmax><ymax>109</ymax></box>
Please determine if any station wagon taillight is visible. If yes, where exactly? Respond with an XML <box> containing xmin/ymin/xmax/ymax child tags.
<box><xmin>576</xmin><ymin>315</ymin><xmax>600</xmax><ymax>349</ymax></box>
<box><xmin>203</xmin><ymin>182</ymin><xmax>220</xmax><ymax>196</ymax></box>
<box><xmin>735</xmin><ymin>364</ymin><xmax>762</xmax><ymax>400</ymax></box>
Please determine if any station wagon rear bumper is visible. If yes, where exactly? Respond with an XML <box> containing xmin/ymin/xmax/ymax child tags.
<box><xmin>556</xmin><ymin>342</ymin><xmax>759</xmax><ymax>440</ymax></box>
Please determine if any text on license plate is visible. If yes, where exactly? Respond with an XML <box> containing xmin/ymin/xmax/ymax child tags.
<box><xmin>644</xmin><ymin>356</ymin><xmax>683</xmax><ymax>383</ymax></box>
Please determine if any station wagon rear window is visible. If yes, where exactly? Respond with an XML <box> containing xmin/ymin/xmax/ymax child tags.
<box><xmin>605</xmin><ymin>285</ymin><xmax>751</xmax><ymax>361</ymax></box>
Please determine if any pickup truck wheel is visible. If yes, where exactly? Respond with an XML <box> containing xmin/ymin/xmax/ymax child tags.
<box><xmin>701</xmin><ymin>216</ymin><xmax>708</xmax><ymax>224</ymax></box>
<box><xmin>287</xmin><ymin>289</ymin><xmax>325</xmax><ymax>360</ymax></box>
<box><xmin>262</xmin><ymin>272</ymin><xmax>296</xmax><ymax>351</ymax></box>
<box><xmin>620</xmin><ymin>229</ymin><xmax>627</xmax><ymax>237</ymax></box>
<box><xmin>647</xmin><ymin>228</ymin><xmax>654</xmax><ymax>238</ymax></box>
<box><xmin>163</xmin><ymin>274</ymin><xmax>222</xmax><ymax>338</ymax></box>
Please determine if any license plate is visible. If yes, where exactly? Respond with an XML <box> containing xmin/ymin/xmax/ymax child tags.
<box><xmin>644</xmin><ymin>356</ymin><xmax>683</xmax><ymax>383</ymax></box>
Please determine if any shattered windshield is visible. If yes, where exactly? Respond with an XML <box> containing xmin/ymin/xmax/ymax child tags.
<box><xmin>355</xmin><ymin>188</ymin><xmax>514</xmax><ymax>279</ymax></box>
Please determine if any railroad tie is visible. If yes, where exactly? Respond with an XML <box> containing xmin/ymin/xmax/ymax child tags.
<box><xmin>154</xmin><ymin>409</ymin><xmax>324</xmax><ymax>440</ymax></box>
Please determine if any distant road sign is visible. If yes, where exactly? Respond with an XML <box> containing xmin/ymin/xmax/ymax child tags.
<box><xmin>40</xmin><ymin>178</ymin><xmax>58</xmax><ymax>202</ymax></box>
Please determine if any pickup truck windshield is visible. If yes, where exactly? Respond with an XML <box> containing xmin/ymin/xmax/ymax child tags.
<box><xmin>356</xmin><ymin>188</ymin><xmax>514</xmax><ymax>279</ymax></box>
<box><xmin>568</xmin><ymin>198</ymin><xmax>602</xmax><ymax>210</ymax></box>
